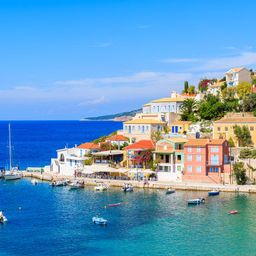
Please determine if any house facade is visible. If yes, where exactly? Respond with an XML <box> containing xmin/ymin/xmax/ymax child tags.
<box><xmin>183</xmin><ymin>139</ymin><xmax>230</xmax><ymax>184</ymax></box>
<box><xmin>226</xmin><ymin>67</ymin><xmax>252</xmax><ymax>87</ymax></box>
<box><xmin>153</xmin><ymin>138</ymin><xmax>188</xmax><ymax>182</ymax></box>
<box><xmin>169</xmin><ymin>121</ymin><xmax>192</xmax><ymax>135</ymax></box>
<box><xmin>123</xmin><ymin>118</ymin><xmax>166</xmax><ymax>142</ymax></box>
<box><xmin>213</xmin><ymin>112</ymin><xmax>256</xmax><ymax>146</ymax></box>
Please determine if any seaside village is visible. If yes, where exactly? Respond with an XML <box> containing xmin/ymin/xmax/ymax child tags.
<box><xmin>46</xmin><ymin>67</ymin><xmax>256</xmax><ymax>185</ymax></box>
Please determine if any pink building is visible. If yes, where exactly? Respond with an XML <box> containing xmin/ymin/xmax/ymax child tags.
<box><xmin>183</xmin><ymin>139</ymin><xmax>231</xmax><ymax>184</ymax></box>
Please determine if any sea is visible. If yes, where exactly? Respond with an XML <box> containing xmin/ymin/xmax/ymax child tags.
<box><xmin>1</xmin><ymin>121</ymin><xmax>256</xmax><ymax>256</ymax></box>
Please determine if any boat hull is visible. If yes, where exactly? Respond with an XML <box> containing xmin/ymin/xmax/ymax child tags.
<box><xmin>4</xmin><ymin>174</ymin><xmax>22</xmax><ymax>180</ymax></box>
<box><xmin>208</xmin><ymin>191</ymin><xmax>220</xmax><ymax>196</ymax></box>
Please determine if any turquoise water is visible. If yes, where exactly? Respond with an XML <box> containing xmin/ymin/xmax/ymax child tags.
<box><xmin>1</xmin><ymin>179</ymin><xmax>256</xmax><ymax>256</ymax></box>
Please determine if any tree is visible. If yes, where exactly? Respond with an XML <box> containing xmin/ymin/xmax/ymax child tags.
<box><xmin>228</xmin><ymin>137</ymin><xmax>235</xmax><ymax>147</ymax></box>
<box><xmin>151</xmin><ymin>131</ymin><xmax>163</xmax><ymax>142</ymax></box>
<box><xmin>198</xmin><ymin>94</ymin><xmax>225</xmax><ymax>120</ymax></box>
<box><xmin>239</xmin><ymin>148</ymin><xmax>252</xmax><ymax>159</ymax></box>
<box><xmin>236</xmin><ymin>82</ymin><xmax>252</xmax><ymax>99</ymax></box>
<box><xmin>198</xmin><ymin>79</ymin><xmax>211</xmax><ymax>92</ymax></box>
<box><xmin>180</xmin><ymin>98</ymin><xmax>198</xmax><ymax>122</ymax></box>
<box><xmin>220</xmin><ymin>82</ymin><xmax>227</xmax><ymax>91</ymax></box>
<box><xmin>233</xmin><ymin>125</ymin><xmax>252</xmax><ymax>147</ymax></box>
<box><xmin>187</xmin><ymin>85</ymin><xmax>195</xmax><ymax>94</ymax></box>
<box><xmin>183</xmin><ymin>81</ymin><xmax>189</xmax><ymax>93</ymax></box>
<box><xmin>242</xmin><ymin>93</ymin><xmax>256</xmax><ymax>112</ymax></box>
<box><xmin>233</xmin><ymin>162</ymin><xmax>247</xmax><ymax>185</ymax></box>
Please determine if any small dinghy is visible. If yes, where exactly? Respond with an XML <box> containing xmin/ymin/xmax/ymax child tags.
<box><xmin>105</xmin><ymin>202</ymin><xmax>128</xmax><ymax>208</ymax></box>
<box><xmin>187</xmin><ymin>198</ymin><xmax>205</xmax><ymax>205</ymax></box>
<box><xmin>166</xmin><ymin>188</ymin><xmax>175</xmax><ymax>195</ymax></box>
<box><xmin>94</xmin><ymin>183</ymin><xmax>108</xmax><ymax>191</ymax></box>
<box><xmin>208</xmin><ymin>190</ymin><xmax>220</xmax><ymax>196</ymax></box>
<box><xmin>92</xmin><ymin>215</ymin><xmax>108</xmax><ymax>225</ymax></box>
<box><xmin>229</xmin><ymin>210</ymin><xmax>238</xmax><ymax>215</ymax></box>
<box><xmin>51</xmin><ymin>180</ymin><xmax>68</xmax><ymax>187</ymax></box>
<box><xmin>0</xmin><ymin>211</ymin><xmax>7</xmax><ymax>224</ymax></box>
<box><xmin>69</xmin><ymin>181</ymin><xmax>83</xmax><ymax>190</ymax></box>
<box><xmin>122</xmin><ymin>183</ymin><xmax>133</xmax><ymax>192</ymax></box>
<box><xmin>31</xmin><ymin>179</ymin><xmax>38</xmax><ymax>185</ymax></box>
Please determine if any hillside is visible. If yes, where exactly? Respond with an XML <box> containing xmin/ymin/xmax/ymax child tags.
<box><xmin>82</xmin><ymin>109</ymin><xmax>142</xmax><ymax>121</ymax></box>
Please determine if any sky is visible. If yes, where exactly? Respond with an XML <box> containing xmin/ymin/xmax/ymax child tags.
<box><xmin>0</xmin><ymin>0</ymin><xmax>256</xmax><ymax>120</ymax></box>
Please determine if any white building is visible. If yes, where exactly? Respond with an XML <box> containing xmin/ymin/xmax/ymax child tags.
<box><xmin>226</xmin><ymin>67</ymin><xmax>252</xmax><ymax>87</ymax></box>
<box><xmin>50</xmin><ymin>143</ymin><xmax>100</xmax><ymax>176</ymax></box>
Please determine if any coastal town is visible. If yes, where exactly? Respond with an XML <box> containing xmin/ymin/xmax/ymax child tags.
<box><xmin>35</xmin><ymin>66</ymin><xmax>256</xmax><ymax>189</ymax></box>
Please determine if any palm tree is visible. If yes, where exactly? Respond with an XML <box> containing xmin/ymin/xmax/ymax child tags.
<box><xmin>180</xmin><ymin>98</ymin><xmax>198</xmax><ymax>121</ymax></box>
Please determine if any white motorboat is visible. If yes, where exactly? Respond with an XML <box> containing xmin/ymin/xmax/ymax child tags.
<box><xmin>3</xmin><ymin>124</ymin><xmax>22</xmax><ymax>181</ymax></box>
<box><xmin>92</xmin><ymin>215</ymin><xmax>107</xmax><ymax>225</ymax></box>
<box><xmin>0</xmin><ymin>211</ymin><xmax>7</xmax><ymax>223</ymax></box>
<box><xmin>68</xmin><ymin>181</ymin><xmax>84</xmax><ymax>190</ymax></box>
<box><xmin>122</xmin><ymin>183</ymin><xmax>133</xmax><ymax>192</ymax></box>
<box><xmin>94</xmin><ymin>183</ymin><xmax>108</xmax><ymax>191</ymax></box>
<box><xmin>51</xmin><ymin>180</ymin><xmax>68</xmax><ymax>187</ymax></box>
<box><xmin>31</xmin><ymin>179</ymin><xmax>38</xmax><ymax>185</ymax></box>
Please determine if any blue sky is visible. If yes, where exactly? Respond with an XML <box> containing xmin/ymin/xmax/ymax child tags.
<box><xmin>0</xmin><ymin>0</ymin><xmax>256</xmax><ymax>120</ymax></box>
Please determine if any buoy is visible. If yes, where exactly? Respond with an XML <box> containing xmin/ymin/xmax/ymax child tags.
<box><xmin>229</xmin><ymin>210</ymin><xmax>238</xmax><ymax>215</ymax></box>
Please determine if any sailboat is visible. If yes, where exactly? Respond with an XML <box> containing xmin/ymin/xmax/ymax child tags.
<box><xmin>4</xmin><ymin>123</ymin><xmax>22</xmax><ymax>180</ymax></box>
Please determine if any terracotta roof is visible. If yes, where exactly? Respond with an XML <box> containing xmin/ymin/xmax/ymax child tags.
<box><xmin>124</xmin><ymin>140</ymin><xmax>155</xmax><ymax>151</ymax></box>
<box><xmin>77</xmin><ymin>142</ymin><xmax>100</xmax><ymax>150</ymax></box>
<box><xmin>226</xmin><ymin>67</ymin><xmax>244</xmax><ymax>73</ymax></box>
<box><xmin>215</xmin><ymin>116</ymin><xmax>256</xmax><ymax>123</ymax></box>
<box><xmin>184</xmin><ymin>139</ymin><xmax>209</xmax><ymax>147</ymax></box>
<box><xmin>168</xmin><ymin>137</ymin><xmax>189</xmax><ymax>143</ymax></box>
<box><xmin>185</xmin><ymin>139</ymin><xmax>226</xmax><ymax>147</ymax></box>
<box><xmin>124</xmin><ymin>119</ymin><xmax>166</xmax><ymax>125</ymax></box>
<box><xmin>152</xmin><ymin>97</ymin><xmax>185</xmax><ymax>103</ymax></box>
<box><xmin>208</xmin><ymin>139</ymin><xmax>226</xmax><ymax>145</ymax></box>
<box><xmin>106</xmin><ymin>135</ymin><xmax>129</xmax><ymax>142</ymax></box>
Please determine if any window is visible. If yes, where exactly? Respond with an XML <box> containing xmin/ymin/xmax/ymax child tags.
<box><xmin>188</xmin><ymin>147</ymin><xmax>192</xmax><ymax>153</ymax></box>
<box><xmin>225</xmin><ymin>127</ymin><xmax>228</xmax><ymax>131</ymax></box>
<box><xmin>70</xmin><ymin>160</ymin><xmax>72</xmax><ymax>167</ymax></box>
<box><xmin>80</xmin><ymin>150</ymin><xmax>83</xmax><ymax>157</ymax></box>
<box><xmin>142</xmin><ymin>126</ymin><xmax>145</xmax><ymax>133</ymax></box>
<box><xmin>132</xmin><ymin>126</ymin><xmax>135</xmax><ymax>130</ymax></box>
<box><xmin>177</xmin><ymin>155</ymin><xmax>181</xmax><ymax>161</ymax></box>
<box><xmin>217</xmin><ymin>127</ymin><xmax>221</xmax><ymax>131</ymax></box>
<box><xmin>138</xmin><ymin>126</ymin><xmax>140</xmax><ymax>131</ymax></box>
<box><xmin>211</xmin><ymin>155</ymin><xmax>219</xmax><ymax>165</ymax></box>
<box><xmin>196</xmin><ymin>147</ymin><xmax>201</xmax><ymax>152</ymax></box>
<box><xmin>187</xmin><ymin>155</ymin><xmax>192</xmax><ymax>161</ymax></box>
<box><xmin>163</xmin><ymin>145</ymin><xmax>167</xmax><ymax>150</ymax></box>
<box><xmin>250</xmin><ymin>126</ymin><xmax>254</xmax><ymax>131</ymax></box>
<box><xmin>187</xmin><ymin>166</ymin><xmax>192</xmax><ymax>172</ymax></box>
<box><xmin>211</xmin><ymin>147</ymin><xmax>219</xmax><ymax>153</ymax></box>
<box><xmin>196</xmin><ymin>155</ymin><xmax>201</xmax><ymax>162</ymax></box>
<box><xmin>177</xmin><ymin>166</ymin><xmax>181</xmax><ymax>171</ymax></box>
<box><xmin>196</xmin><ymin>166</ymin><xmax>202</xmax><ymax>173</ymax></box>
<box><xmin>210</xmin><ymin>167</ymin><xmax>219</xmax><ymax>173</ymax></box>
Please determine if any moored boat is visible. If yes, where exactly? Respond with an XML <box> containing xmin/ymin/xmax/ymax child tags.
<box><xmin>68</xmin><ymin>181</ymin><xmax>84</xmax><ymax>190</ymax></box>
<box><xmin>31</xmin><ymin>179</ymin><xmax>38</xmax><ymax>185</ymax></box>
<box><xmin>4</xmin><ymin>171</ymin><xmax>22</xmax><ymax>180</ymax></box>
<box><xmin>166</xmin><ymin>188</ymin><xmax>175</xmax><ymax>195</ymax></box>
<box><xmin>94</xmin><ymin>183</ymin><xmax>108</xmax><ymax>191</ymax></box>
<box><xmin>92</xmin><ymin>215</ymin><xmax>108</xmax><ymax>225</ymax></box>
<box><xmin>208</xmin><ymin>190</ymin><xmax>220</xmax><ymax>196</ymax></box>
<box><xmin>51</xmin><ymin>180</ymin><xmax>68</xmax><ymax>187</ymax></box>
<box><xmin>229</xmin><ymin>210</ymin><xmax>238</xmax><ymax>215</ymax></box>
<box><xmin>122</xmin><ymin>183</ymin><xmax>133</xmax><ymax>192</ymax></box>
<box><xmin>0</xmin><ymin>211</ymin><xmax>7</xmax><ymax>223</ymax></box>
<box><xmin>187</xmin><ymin>198</ymin><xmax>205</xmax><ymax>205</ymax></box>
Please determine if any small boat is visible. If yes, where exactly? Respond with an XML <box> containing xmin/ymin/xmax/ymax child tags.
<box><xmin>208</xmin><ymin>190</ymin><xmax>220</xmax><ymax>196</ymax></box>
<box><xmin>105</xmin><ymin>202</ymin><xmax>128</xmax><ymax>208</ymax></box>
<box><xmin>166</xmin><ymin>188</ymin><xmax>175</xmax><ymax>195</ymax></box>
<box><xmin>68</xmin><ymin>181</ymin><xmax>84</xmax><ymax>190</ymax></box>
<box><xmin>51</xmin><ymin>180</ymin><xmax>68</xmax><ymax>187</ymax></box>
<box><xmin>92</xmin><ymin>216</ymin><xmax>108</xmax><ymax>225</ymax></box>
<box><xmin>94</xmin><ymin>183</ymin><xmax>108</xmax><ymax>191</ymax></box>
<box><xmin>0</xmin><ymin>212</ymin><xmax>7</xmax><ymax>223</ymax></box>
<box><xmin>4</xmin><ymin>171</ymin><xmax>22</xmax><ymax>180</ymax></box>
<box><xmin>31</xmin><ymin>179</ymin><xmax>38</xmax><ymax>185</ymax></box>
<box><xmin>122</xmin><ymin>183</ymin><xmax>133</xmax><ymax>192</ymax></box>
<box><xmin>229</xmin><ymin>210</ymin><xmax>238</xmax><ymax>215</ymax></box>
<box><xmin>187</xmin><ymin>198</ymin><xmax>205</xmax><ymax>205</ymax></box>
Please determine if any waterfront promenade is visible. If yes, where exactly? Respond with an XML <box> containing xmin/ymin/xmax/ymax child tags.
<box><xmin>23</xmin><ymin>171</ymin><xmax>256</xmax><ymax>193</ymax></box>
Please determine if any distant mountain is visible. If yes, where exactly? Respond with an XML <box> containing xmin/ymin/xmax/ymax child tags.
<box><xmin>82</xmin><ymin>109</ymin><xmax>142</xmax><ymax>121</ymax></box>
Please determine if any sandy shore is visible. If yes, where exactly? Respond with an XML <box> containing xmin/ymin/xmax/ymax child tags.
<box><xmin>22</xmin><ymin>171</ymin><xmax>256</xmax><ymax>193</ymax></box>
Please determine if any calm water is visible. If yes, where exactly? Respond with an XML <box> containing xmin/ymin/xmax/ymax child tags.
<box><xmin>0</xmin><ymin>121</ymin><xmax>122</xmax><ymax>170</ymax></box>
<box><xmin>1</xmin><ymin>180</ymin><xmax>256</xmax><ymax>256</ymax></box>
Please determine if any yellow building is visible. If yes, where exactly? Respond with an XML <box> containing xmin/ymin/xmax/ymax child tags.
<box><xmin>169</xmin><ymin>121</ymin><xmax>192</xmax><ymax>134</ymax></box>
<box><xmin>213</xmin><ymin>112</ymin><xmax>256</xmax><ymax>146</ymax></box>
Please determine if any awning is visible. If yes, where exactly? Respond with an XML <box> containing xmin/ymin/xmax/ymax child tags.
<box><xmin>92</xmin><ymin>150</ymin><xmax>124</xmax><ymax>156</ymax></box>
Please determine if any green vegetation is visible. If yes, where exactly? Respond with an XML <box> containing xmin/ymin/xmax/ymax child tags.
<box><xmin>239</xmin><ymin>148</ymin><xmax>256</xmax><ymax>159</ymax></box>
<box><xmin>151</xmin><ymin>131</ymin><xmax>163</xmax><ymax>142</ymax></box>
<box><xmin>236</xmin><ymin>82</ymin><xmax>252</xmax><ymax>99</ymax></box>
<box><xmin>228</xmin><ymin>137</ymin><xmax>235</xmax><ymax>147</ymax></box>
<box><xmin>180</xmin><ymin>98</ymin><xmax>198</xmax><ymax>122</ymax></box>
<box><xmin>84</xmin><ymin>158</ymin><xmax>93</xmax><ymax>165</ymax></box>
<box><xmin>233</xmin><ymin>125</ymin><xmax>252</xmax><ymax>147</ymax></box>
<box><xmin>233</xmin><ymin>162</ymin><xmax>248</xmax><ymax>185</ymax></box>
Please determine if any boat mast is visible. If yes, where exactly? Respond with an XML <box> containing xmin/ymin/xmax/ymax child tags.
<box><xmin>8</xmin><ymin>123</ymin><xmax>12</xmax><ymax>172</ymax></box>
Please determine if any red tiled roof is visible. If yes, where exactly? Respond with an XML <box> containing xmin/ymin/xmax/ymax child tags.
<box><xmin>185</xmin><ymin>139</ymin><xmax>226</xmax><ymax>147</ymax></box>
<box><xmin>124</xmin><ymin>140</ymin><xmax>155</xmax><ymax>151</ymax></box>
<box><xmin>106</xmin><ymin>135</ymin><xmax>129</xmax><ymax>142</ymax></box>
<box><xmin>77</xmin><ymin>142</ymin><xmax>100</xmax><ymax>150</ymax></box>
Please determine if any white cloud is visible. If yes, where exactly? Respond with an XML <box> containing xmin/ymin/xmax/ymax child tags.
<box><xmin>79</xmin><ymin>96</ymin><xmax>108</xmax><ymax>106</ymax></box>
